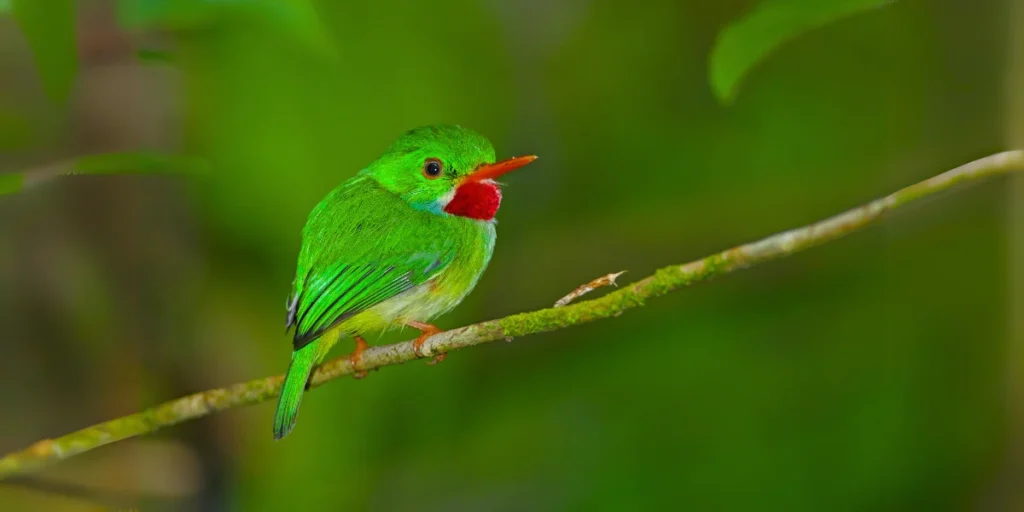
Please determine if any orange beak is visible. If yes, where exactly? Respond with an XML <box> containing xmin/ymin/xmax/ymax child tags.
<box><xmin>467</xmin><ymin>155</ymin><xmax>538</xmax><ymax>182</ymax></box>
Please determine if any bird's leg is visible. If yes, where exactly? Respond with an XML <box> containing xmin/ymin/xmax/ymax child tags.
<box><xmin>407</xmin><ymin>320</ymin><xmax>446</xmax><ymax>364</ymax></box>
<box><xmin>347</xmin><ymin>335</ymin><xmax>369</xmax><ymax>379</ymax></box>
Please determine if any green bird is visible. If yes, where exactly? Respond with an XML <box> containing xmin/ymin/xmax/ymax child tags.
<box><xmin>273</xmin><ymin>125</ymin><xmax>537</xmax><ymax>439</ymax></box>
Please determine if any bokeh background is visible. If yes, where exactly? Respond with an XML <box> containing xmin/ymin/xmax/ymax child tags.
<box><xmin>1</xmin><ymin>0</ymin><xmax>1022</xmax><ymax>510</ymax></box>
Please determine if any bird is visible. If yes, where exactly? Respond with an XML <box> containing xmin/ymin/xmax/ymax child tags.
<box><xmin>273</xmin><ymin>124</ymin><xmax>537</xmax><ymax>439</ymax></box>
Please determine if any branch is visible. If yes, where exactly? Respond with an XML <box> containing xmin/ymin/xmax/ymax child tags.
<box><xmin>554</xmin><ymin>271</ymin><xmax>627</xmax><ymax>307</ymax></box>
<box><xmin>1</xmin><ymin>150</ymin><xmax>1021</xmax><ymax>480</ymax></box>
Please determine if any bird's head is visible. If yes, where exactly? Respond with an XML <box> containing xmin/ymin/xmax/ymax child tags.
<box><xmin>362</xmin><ymin>125</ymin><xmax>536</xmax><ymax>221</ymax></box>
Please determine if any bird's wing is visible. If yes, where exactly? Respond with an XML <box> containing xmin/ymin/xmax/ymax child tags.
<box><xmin>289</xmin><ymin>249</ymin><xmax>455</xmax><ymax>349</ymax></box>
<box><xmin>286</xmin><ymin>178</ymin><xmax>458</xmax><ymax>350</ymax></box>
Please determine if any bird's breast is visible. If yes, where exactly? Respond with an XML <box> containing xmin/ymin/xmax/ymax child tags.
<box><xmin>375</xmin><ymin>220</ymin><xmax>495</xmax><ymax>326</ymax></box>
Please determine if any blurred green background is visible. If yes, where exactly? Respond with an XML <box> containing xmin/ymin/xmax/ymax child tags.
<box><xmin>1</xmin><ymin>0</ymin><xmax>1022</xmax><ymax>510</ymax></box>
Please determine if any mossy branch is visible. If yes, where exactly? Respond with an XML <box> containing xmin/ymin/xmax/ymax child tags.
<box><xmin>1</xmin><ymin>150</ymin><xmax>1021</xmax><ymax>480</ymax></box>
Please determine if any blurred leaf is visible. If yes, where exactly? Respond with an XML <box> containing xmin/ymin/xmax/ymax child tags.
<box><xmin>0</xmin><ymin>0</ymin><xmax>9</xmax><ymax>13</ymax></box>
<box><xmin>136</xmin><ymin>48</ymin><xmax>174</xmax><ymax>63</ymax></box>
<box><xmin>118</xmin><ymin>0</ymin><xmax>217</xmax><ymax>29</ymax></box>
<box><xmin>709</xmin><ymin>0</ymin><xmax>889</xmax><ymax>104</ymax></box>
<box><xmin>72</xmin><ymin>151</ymin><xmax>209</xmax><ymax>175</ymax></box>
<box><xmin>118</xmin><ymin>0</ymin><xmax>330</xmax><ymax>52</ymax></box>
<box><xmin>0</xmin><ymin>151</ymin><xmax>209</xmax><ymax>196</ymax></box>
<box><xmin>11</xmin><ymin>0</ymin><xmax>78</xmax><ymax>103</ymax></box>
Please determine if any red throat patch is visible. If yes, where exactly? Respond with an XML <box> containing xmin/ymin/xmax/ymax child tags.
<box><xmin>443</xmin><ymin>181</ymin><xmax>502</xmax><ymax>221</ymax></box>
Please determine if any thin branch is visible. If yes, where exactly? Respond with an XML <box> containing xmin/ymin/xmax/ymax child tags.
<box><xmin>554</xmin><ymin>271</ymin><xmax>627</xmax><ymax>307</ymax></box>
<box><xmin>1</xmin><ymin>150</ymin><xmax>1021</xmax><ymax>480</ymax></box>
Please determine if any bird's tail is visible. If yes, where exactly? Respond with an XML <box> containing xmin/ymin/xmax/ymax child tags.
<box><xmin>273</xmin><ymin>343</ymin><xmax>318</xmax><ymax>440</ymax></box>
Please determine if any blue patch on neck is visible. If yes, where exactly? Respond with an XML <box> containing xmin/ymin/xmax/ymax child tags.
<box><xmin>407</xmin><ymin>197</ymin><xmax>446</xmax><ymax>216</ymax></box>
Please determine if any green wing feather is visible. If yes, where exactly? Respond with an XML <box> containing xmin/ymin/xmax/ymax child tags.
<box><xmin>287</xmin><ymin>176</ymin><xmax>458</xmax><ymax>349</ymax></box>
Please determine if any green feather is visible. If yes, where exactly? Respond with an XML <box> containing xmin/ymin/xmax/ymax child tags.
<box><xmin>273</xmin><ymin>342</ymin><xmax>318</xmax><ymax>440</ymax></box>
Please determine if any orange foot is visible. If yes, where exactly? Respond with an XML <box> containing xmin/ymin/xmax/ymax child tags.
<box><xmin>347</xmin><ymin>335</ymin><xmax>369</xmax><ymax>379</ymax></box>
<box><xmin>407</xmin><ymin>320</ymin><xmax>446</xmax><ymax>364</ymax></box>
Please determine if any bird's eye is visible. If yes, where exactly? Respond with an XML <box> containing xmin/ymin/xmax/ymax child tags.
<box><xmin>423</xmin><ymin>158</ymin><xmax>443</xmax><ymax>179</ymax></box>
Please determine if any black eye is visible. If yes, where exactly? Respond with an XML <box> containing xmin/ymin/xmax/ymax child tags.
<box><xmin>423</xmin><ymin>158</ymin><xmax>443</xmax><ymax>179</ymax></box>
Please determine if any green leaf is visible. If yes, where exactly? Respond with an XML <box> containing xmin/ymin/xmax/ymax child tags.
<box><xmin>72</xmin><ymin>151</ymin><xmax>209</xmax><ymax>175</ymax></box>
<box><xmin>709</xmin><ymin>0</ymin><xmax>889</xmax><ymax>104</ymax></box>
<box><xmin>11</xmin><ymin>0</ymin><xmax>78</xmax><ymax>103</ymax></box>
<box><xmin>118</xmin><ymin>0</ymin><xmax>221</xmax><ymax>30</ymax></box>
<box><xmin>0</xmin><ymin>152</ymin><xmax>209</xmax><ymax>196</ymax></box>
<box><xmin>117</xmin><ymin>0</ymin><xmax>330</xmax><ymax>51</ymax></box>
<box><xmin>136</xmin><ymin>48</ymin><xmax>174</xmax><ymax>64</ymax></box>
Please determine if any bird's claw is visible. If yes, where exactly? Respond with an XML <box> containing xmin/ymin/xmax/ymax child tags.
<box><xmin>408</xmin><ymin>321</ymin><xmax>443</xmax><ymax>362</ymax></box>
<box><xmin>412</xmin><ymin>335</ymin><xmax>433</xmax><ymax>359</ymax></box>
<box><xmin>348</xmin><ymin>335</ymin><xmax>369</xmax><ymax>380</ymax></box>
